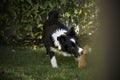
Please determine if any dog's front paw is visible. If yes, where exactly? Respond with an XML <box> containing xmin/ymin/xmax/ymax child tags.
<box><xmin>51</xmin><ymin>56</ymin><xmax>58</xmax><ymax>68</ymax></box>
<box><xmin>52</xmin><ymin>66</ymin><xmax>58</xmax><ymax>68</ymax></box>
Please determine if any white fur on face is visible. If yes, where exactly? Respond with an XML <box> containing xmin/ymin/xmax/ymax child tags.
<box><xmin>52</xmin><ymin>29</ymin><xmax>67</xmax><ymax>50</ymax></box>
<box><xmin>75</xmin><ymin>47</ymin><xmax>83</xmax><ymax>61</ymax></box>
<box><xmin>51</xmin><ymin>56</ymin><xmax>58</xmax><ymax>68</ymax></box>
<box><xmin>78</xmin><ymin>47</ymin><xmax>83</xmax><ymax>55</ymax></box>
<box><xmin>70</xmin><ymin>38</ymin><xmax>76</xmax><ymax>43</ymax></box>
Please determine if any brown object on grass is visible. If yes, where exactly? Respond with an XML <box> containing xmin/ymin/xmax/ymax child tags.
<box><xmin>78</xmin><ymin>45</ymin><xmax>91</xmax><ymax>68</ymax></box>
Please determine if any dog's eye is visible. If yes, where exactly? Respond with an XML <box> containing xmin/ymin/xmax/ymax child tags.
<box><xmin>71</xmin><ymin>42</ymin><xmax>76</xmax><ymax>47</ymax></box>
<box><xmin>71</xmin><ymin>42</ymin><xmax>76</xmax><ymax>50</ymax></box>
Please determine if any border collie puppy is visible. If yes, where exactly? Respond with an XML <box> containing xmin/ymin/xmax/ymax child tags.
<box><xmin>42</xmin><ymin>10</ymin><xmax>83</xmax><ymax>68</ymax></box>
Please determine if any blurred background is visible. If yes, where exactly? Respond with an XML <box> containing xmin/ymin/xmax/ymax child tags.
<box><xmin>0</xmin><ymin>0</ymin><xmax>97</xmax><ymax>48</ymax></box>
<box><xmin>0</xmin><ymin>0</ymin><xmax>108</xmax><ymax>80</ymax></box>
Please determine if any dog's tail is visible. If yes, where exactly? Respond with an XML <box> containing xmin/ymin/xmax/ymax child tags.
<box><xmin>48</xmin><ymin>10</ymin><xmax>59</xmax><ymax>20</ymax></box>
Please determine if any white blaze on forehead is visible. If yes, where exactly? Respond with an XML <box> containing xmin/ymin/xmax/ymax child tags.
<box><xmin>70</xmin><ymin>38</ymin><xmax>76</xmax><ymax>43</ymax></box>
<box><xmin>52</xmin><ymin>29</ymin><xmax>67</xmax><ymax>50</ymax></box>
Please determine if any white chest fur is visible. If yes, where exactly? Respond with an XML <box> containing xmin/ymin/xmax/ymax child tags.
<box><xmin>52</xmin><ymin>29</ymin><xmax>67</xmax><ymax>50</ymax></box>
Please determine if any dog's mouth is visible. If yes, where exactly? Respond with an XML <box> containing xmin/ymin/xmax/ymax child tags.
<box><xmin>75</xmin><ymin>56</ymin><xmax>80</xmax><ymax>61</ymax></box>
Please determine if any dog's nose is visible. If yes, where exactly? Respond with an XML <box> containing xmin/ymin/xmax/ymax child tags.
<box><xmin>78</xmin><ymin>47</ymin><xmax>83</xmax><ymax>55</ymax></box>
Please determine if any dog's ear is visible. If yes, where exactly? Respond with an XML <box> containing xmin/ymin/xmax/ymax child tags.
<box><xmin>57</xmin><ymin>35</ymin><xmax>66</xmax><ymax>43</ymax></box>
<box><xmin>67</xmin><ymin>27</ymin><xmax>76</xmax><ymax>36</ymax></box>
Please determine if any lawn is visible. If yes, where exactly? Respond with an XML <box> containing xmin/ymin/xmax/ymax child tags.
<box><xmin>0</xmin><ymin>46</ymin><xmax>97</xmax><ymax>80</ymax></box>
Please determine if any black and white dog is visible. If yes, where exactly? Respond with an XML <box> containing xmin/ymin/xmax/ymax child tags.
<box><xmin>42</xmin><ymin>10</ymin><xmax>83</xmax><ymax>68</ymax></box>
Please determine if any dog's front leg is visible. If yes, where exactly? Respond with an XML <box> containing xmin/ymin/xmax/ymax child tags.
<box><xmin>49</xmin><ymin>51</ymin><xmax>58</xmax><ymax>68</ymax></box>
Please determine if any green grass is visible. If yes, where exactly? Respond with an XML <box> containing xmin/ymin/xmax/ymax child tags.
<box><xmin>0</xmin><ymin>46</ymin><xmax>96</xmax><ymax>80</ymax></box>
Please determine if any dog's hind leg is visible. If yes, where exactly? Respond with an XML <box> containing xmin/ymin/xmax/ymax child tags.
<box><xmin>43</xmin><ymin>39</ymin><xmax>50</xmax><ymax>56</ymax></box>
<box><xmin>45</xmin><ymin>48</ymin><xmax>50</xmax><ymax>56</ymax></box>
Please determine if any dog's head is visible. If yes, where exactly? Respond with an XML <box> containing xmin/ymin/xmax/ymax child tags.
<box><xmin>57</xmin><ymin>27</ymin><xmax>83</xmax><ymax>60</ymax></box>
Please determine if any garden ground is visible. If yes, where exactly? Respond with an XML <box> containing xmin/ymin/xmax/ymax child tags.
<box><xmin>0</xmin><ymin>46</ymin><xmax>101</xmax><ymax>80</ymax></box>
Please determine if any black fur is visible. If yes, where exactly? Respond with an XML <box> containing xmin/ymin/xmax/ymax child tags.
<box><xmin>42</xmin><ymin>10</ymin><xmax>82</xmax><ymax>67</ymax></box>
<box><xmin>42</xmin><ymin>11</ymin><xmax>68</xmax><ymax>57</ymax></box>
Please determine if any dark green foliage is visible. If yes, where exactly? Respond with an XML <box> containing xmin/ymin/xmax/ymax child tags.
<box><xmin>0</xmin><ymin>0</ymin><xmax>97</xmax><ymax>46</ymax></box>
